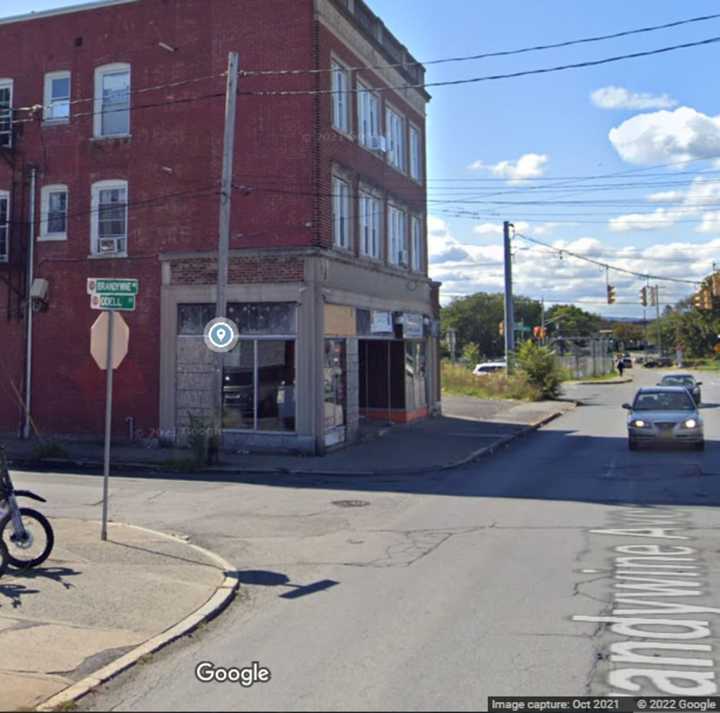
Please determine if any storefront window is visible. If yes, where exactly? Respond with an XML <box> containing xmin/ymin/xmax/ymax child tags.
<box><xmin>324</xmin><ymin>339</ymin><xmax>347</xmax><ymax>431</ymax></box>
<box><xmin>178</xmin><ymin>303</ymin><xmax>297</xmax><ymax>336</ymax></box>
<box><xmin>257</xmin><ymin>341</ymin><xmax>296</xmax><ymax>432</ymax></box>
<box><xmin>405</xmin><ymin>341</ymin><xmax>427</xmax><ymax>411</ymax></box>
<box><xmin>223</xmin><ymin>340</ymin><xmax>296</xmax><ymax>432</ymax></box>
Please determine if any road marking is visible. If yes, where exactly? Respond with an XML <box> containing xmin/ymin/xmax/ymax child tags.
<box><xmin>573</xmin><ymin>508</ymin><xmax>718</xmax><ymax>696</ymax></box>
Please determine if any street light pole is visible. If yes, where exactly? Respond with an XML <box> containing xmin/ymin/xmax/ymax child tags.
<box><xmin>503</xmin><ymin>221</ymin><xmax>515</xmax><ymax>372</ymax></box>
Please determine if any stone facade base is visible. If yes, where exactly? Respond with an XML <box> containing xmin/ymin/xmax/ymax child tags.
<box><xmin>361</xmin><ymin>407</ymin><xmax>429</xmax><ymax>424</ymax></box>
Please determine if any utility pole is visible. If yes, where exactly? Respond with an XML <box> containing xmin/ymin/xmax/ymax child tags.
<box><xmin>655</xmin><ymin>285</ymin><xmax>662</xmax><ymax>357</ymax></box>
<box><xmin>22</xmin><ymin>167</ymin><xmax>37</xmax><ymax>440</ymax></box>
<box><xmin>541</xmin><ymin>297</ymin><xmax>546</xmax><ymax>346</ymax></box>
<box><xmin>213</xmin><ymin>52</ymin><xmax>239</xmax><ymax>458</ymax></box>
<box><xmin>503</xmin><ymin>221</ymin><xmax>515</xmax><ymax>372</ymax></box>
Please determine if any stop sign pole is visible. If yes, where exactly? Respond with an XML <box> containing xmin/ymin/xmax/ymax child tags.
<box><xmin>101</xmin><ymin>311</ymin><xmax>114</xmax><ymax>542</ymax></box>
<box><xmin>88</xmin><ymin>277</ymin><xmax>137</xmax><ymax>541</ymax></box>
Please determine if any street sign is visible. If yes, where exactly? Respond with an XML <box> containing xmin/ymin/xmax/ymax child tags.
<box><xmin>87</xmin><ymin>278</ymin><xmax>139</xmax><ymax>296</ymax></box>
<box><xmin>91</xmin><ymin>312</ymin><xmax>130</xmax><ymax>370</ymax></box>
<box><xmin>91</xmin><ymin>294</ymin><xmax>136</xmax><ymax>312</ymax></box>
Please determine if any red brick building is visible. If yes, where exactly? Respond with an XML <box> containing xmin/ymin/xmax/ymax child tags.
<box><xmin>0</xmin><ymin>0</ymin><xmax>440</xmax><ymax>454</ymax></box>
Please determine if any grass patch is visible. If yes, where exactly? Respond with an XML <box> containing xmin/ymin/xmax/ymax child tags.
<box><xmin>442</xmin><ymin>362</ymin><xmax>541</xmax><ymax>401</ymax></box>
<box><xmin>30</xmin><ymin>441</ymin><xmax>70</xmax><ymax>460</ymax></box>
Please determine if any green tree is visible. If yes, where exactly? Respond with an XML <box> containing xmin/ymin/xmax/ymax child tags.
<box><xmin>516</xmin><ymin>341</ymin><xmax>563</xmax><ymax>400</ymax></box>
<box><xmin>441</xmin><ymin>292</ymin><xmax>542</xmax><ymax>360</ymax></box>
<box><xmin>461</xmin><ymin>342</ymin><xmax>481</xmax><ymax>365</ymax></box>
<box><xmin>545</xmin><ymin>304</ymin><xmax>602</xmax><ymax>336</ymax></box>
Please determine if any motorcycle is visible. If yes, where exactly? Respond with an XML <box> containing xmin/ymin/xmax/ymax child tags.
<box><xmin>0</xmin><ymin>446</ymin><xmax>54</xmax><ymax>569</ymax></box>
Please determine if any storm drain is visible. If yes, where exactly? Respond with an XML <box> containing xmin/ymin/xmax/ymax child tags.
<box><xmin>332</xmin><ymin>500</ymin><xmax>371</xmax><ymax>508</ymax></box>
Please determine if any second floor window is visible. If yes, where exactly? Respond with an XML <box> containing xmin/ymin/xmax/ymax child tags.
<box><xmin>44</xmin><ymin>71</ymin><xmax>71</xmax><ymax>123</ymax></box>
<box><xmin>410</xmin><ymin>125</ymin><xmax>423</xmax><ymax>182</ymax></box>
<box><xmin>40</xmin><ymin>185</ymin><xmax>69</xmax><ymax>240</ymax></box>
<box><xmin>411</xmin><ymin>216</ymin><xmax>423</xmax><ymax>272</ymax></box>
<box><xmin>388</xmin><ymin>205</ymin><xmax>407</xmax><ymax>267</ymax></box>
<box><xmin>332</xmin><ymin>176</ymin><xmax>351</xmax><ymax>250</ymax></box>
<box><xmin>92</xmin><ymin>180</ymin><xmax>128</xmax><ymax>256</ymax></box>
<box><xmin>0</xmin><ymin>191</ymin><xmax>9</xmax><ymax>262</ymax></box>
<box><xmin>95</xmin><ymin>64</ymin><xmax>131</xmax><ymax>138</ymax></box>
<box><xmin>386</xmin><ymin>108</ymin><xmax>405</xmax><ymax>171</ymax></box>
<box><xmin>358</xmin><ymin>83</ymin><xmax>379</xmax><ymax>148</ymax></box>
<box><xmin>331</xmin><ymin>62</ymin><xmax>349</xmax><ymax>134</ymax></box>
<box><xmin>359</xmin><ymin>191</ymin><xmax>380</xmax><ymax>259</ymax></box>
<box><xmin>0</xmin><ymin>80</ymin><xmax>13</xmax><ymax>148</ymax></box>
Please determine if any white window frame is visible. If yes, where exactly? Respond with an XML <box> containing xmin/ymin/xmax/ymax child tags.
<box><xmin>94</xmin><ymin>63</ymin><xmax>131</xmax><ymax>139</ymax></box>
<box><xmin>388</xmin><ymin>204</ymin><xmax>407</xmax><ymax>267</ymax></box>
<box><xmin>386</xmin><ymin>106</ymin><xmax>405</xmax><ymax>172</ymax></box>
<box><xmin>40</xmin><ymin>184</ymin><xmax>69</xmax><ymax>241</ymax></box>
<box><xmin>0</xmin><ymin>79</ymin><xmax>13</xmax><ymax>148</ymax></box>
<box><xmin>357</xmin><ymin>81</ymin><xmax>380</xmax><ymax>149</ymax></box>
<box><xmin>43</xmin><ymin>71</ymin><xmax>71</xmax><ymax>124</ymax></box>
<box><xmin>0</xmin><ymin>190</ymin><xmax>9</xmax><ymax>262</ymax></box>
<box><xmin>359</xmin><ymin>190</ymin><xmax>381</xmax><ymax>259</ymax></box>
<box><xmin>409</xmin><ymin>124</ymin><xmax>423</xmax><ymax>183</ymax></box>
<box><xmin>91</xmin><ymin>180</ymin><xmax>128</xmax><ymax>257</ymax></box>
<box><xmin>411</xmin><ymin>215</ymin><xmax>423</xmax><ymax>272</ymax></box>
<box><xmin>331</xmin><ymin>60</ymin><xmax>350</xmax><ymax>135</ymax></box>
<box><xmin>332</xmin><ymin>176</ymin><xmax>351</xmax><ymax>250</ymax></box>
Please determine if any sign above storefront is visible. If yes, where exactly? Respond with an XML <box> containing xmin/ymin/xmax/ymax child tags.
<box><xmin>403</xmin><ymin>313</ymin><xmax>424</xmax><ymax>339</ymax></box>
<box><xmin>325</xmin><ymin>304</ymin><xmax>357</xmax><ymax>337</ymax></box>
<box><xmin>370</xmin><ymin>311</ymin><xmax>394</xmax><ymax>334</ymax></box>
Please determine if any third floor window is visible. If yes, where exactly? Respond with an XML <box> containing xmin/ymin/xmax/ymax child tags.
<box><xmin>331</xmin><ymin>61</ymin><xmax>350</xmax><ymax>134</ymax></box>
<box><xmin>94</xmin><ymin>64</ymin><xmax>131</xmax><ymax>138</ymax></box>
<box><xmin>44</xmin><ymin>71</ymin><xmax>71</xmax><ymax>123</ymax></box>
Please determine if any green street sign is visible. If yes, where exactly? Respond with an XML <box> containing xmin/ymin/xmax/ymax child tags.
<box><xmin>90</xmin><ymin>294</ymin><xmax>136</xmax><ymax>312</ymax></box>
<box><xmin>87</xmin><ymin>278</ymin><xmax>139</xmax><ymax>296</ymax></box>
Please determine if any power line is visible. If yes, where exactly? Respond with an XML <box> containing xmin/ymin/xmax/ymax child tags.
<box><xmin>514</xmin><ymin>232</ymin><xmax>703</xmax><ymax>285</ymax></box>
<box><xmin>237</xmin><ymin>35</ymin><xmax>720</xmax><ymax>96</ymax></box>
<box><xmin>240</xmin><ymin>12</ymin><xmax>720</xmax><ymax>76</ymax></box>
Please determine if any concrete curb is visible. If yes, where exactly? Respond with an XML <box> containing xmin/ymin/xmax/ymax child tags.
<box><xmin>36</xmin><ymin>523</ymin><xmax>238</xmax><ymax>712</ymax></box>
<box><xmin>11</xmin><ymin>405</ymin><xmax>576</xmax><ymax>481</ymax></box>
<box><xmin>573</xmin><ymin>377</ymin><xmax>633</xmax><ymax>386</ymax></box>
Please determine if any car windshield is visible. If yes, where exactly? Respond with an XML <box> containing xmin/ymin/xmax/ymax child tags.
<box><xmin>634</xmin><ymin>391</ymin><xmax>695</xmax><ymax>411</ymax></box>
<box><xmin>661</xmin><ymin>376</ymin><xmax>694</xmax><ymax>386</ymax></box>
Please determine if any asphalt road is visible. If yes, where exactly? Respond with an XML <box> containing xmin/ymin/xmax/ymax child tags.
<box><xmin>10</xmin><ymin>368</ymin><xmax>720</xmax><ymax>710</ymax></box>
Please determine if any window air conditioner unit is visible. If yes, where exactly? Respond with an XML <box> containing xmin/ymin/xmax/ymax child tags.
<box><xmin>98</xmin><ymin>237</ymin><xmax>123</xmax><ymax>255</ymax></box>
<box><xmin>369</xmin><ymin>135</ymin><xmax>388</xmax><ymax>152</ymax></box>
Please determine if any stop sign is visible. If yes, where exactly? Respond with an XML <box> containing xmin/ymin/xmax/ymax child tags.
<box><xmin>91</xmin><ymin>312</ymin><xmax>130</xmax><ymax>370</ymax></box>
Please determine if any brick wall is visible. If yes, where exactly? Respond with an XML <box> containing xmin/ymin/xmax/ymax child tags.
<box><xmin>170</xmin><ymin>256</ymin><xmax>305</xmax><ymax>285</ymax></box>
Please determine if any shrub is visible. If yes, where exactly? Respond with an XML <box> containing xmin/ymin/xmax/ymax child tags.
<box><xmin>516</xmin><ymin>341</ymin><xmax>564</xmax><ymax>400</ymax></box>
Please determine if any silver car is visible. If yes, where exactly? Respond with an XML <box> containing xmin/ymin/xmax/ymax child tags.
<box><xmin>623</xmin><ymin>386</ymin><xmax>704</xmax><ymax>451</ymax></box>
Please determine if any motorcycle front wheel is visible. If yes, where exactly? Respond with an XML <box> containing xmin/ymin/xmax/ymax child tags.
<box><xmin>0</xmin><ymin>508</ymin><xmax>55</xmax><ymax>569</ymax></box>
<box><xmin>0</xmin><ymin>540</ymin><xmax>8</xmax><ymax>577</ymax></box>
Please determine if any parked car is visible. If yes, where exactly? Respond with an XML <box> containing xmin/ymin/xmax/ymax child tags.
<box><xmin>621</xmin><ymin>354</ymin><xmax>633</xmax><ymax>369</ymax></box>
<box><xmin>643</xmin><ymin>355</ymin><xmax>673</xmax><ymax>368</ymax></box>
<box><xmin>473</xmin><ymin>361</ymin><xmax>506</xmax><ymax>376</ymax></box>
<box><xmin>657</xmin><ymin>374</ymin><xmax>702</xmax><ymax>405</ymax></box>
<box><xmin>623</xmin><ymin>386</ymin><xmax>704</xmax><ymax>451</ymax></box>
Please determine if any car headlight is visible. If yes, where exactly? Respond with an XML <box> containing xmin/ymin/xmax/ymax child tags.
<box><xmin>684</xmin><ymin>419</ymin><xmax>698</xmax><ymax>429</ymax></box>
<box><xmin>631</xmin><ymin>419</ymin><xmax>648</xmax><ymax>428</ymax></box>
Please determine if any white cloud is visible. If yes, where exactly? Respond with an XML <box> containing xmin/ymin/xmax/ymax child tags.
<box><xmin>468</xmin><ymin>153</ymin><xmax>549</xmax><ymax>184</ymax></box>
<box><xmin>609</xmin><ymin>107</ymin><xmax>720</xmax><ymax>166</ymax></box>
<box><xmin>647</xmin><ymin>190</ymin><xmax>685</xmax><ymax>203</ymax></box>
<box><xmin>591</xmin><ymin>86</ymin><xmax>677</xmax><ymax>111</ymax></box>
<box><xmin>697</xmin><ymin>212</ymin><xmax>720</xmax><ymax>234</ymax></box>
<box><xmin>430</xmin><ymin>214</ymin><xmax>715</xmax><ymax>309</ymax></box>
<box><xmin>610</xmin><ymin>177</ymin><xmax>720</xmax><ymax>232</ymax></box>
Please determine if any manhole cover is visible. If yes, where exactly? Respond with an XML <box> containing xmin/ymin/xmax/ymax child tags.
<box><xmin>332</xmin><ymin>500</ymin><xmax>371</xmax><ymax>508</ymax></box>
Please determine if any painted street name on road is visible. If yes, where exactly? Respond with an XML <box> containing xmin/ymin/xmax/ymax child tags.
<box><xmin>573</xmin><ymin>508</ymin><xmax>718</xmax><ymax>696</ymax></box>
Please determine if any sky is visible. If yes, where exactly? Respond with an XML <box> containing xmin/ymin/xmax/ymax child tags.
<box><xmin>6</xmin><ymin>0</ymin><xmax>720</xmax><ymax>317</ymax></box>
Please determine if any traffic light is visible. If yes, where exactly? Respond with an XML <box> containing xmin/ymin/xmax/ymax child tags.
<box><xmin>703</xmin><ymin>288</ymin><xmax>714</xmax><ymax>310</ymax></box>
<box><xmin>607</xmin><ymin>285</ymin><xmax>617</xmax><ymax>304</ymax></box>
<box><xmin>640</xmin><ymin>287</ymin><xmax>648</xmax><ymax>307</ymax></box>
<box><xmin>712</xmin><ymin>273</ymin><xmax>720</xmax><ymax>297</ymax></box>
<box><xmin>649</xmin><ymin>286</ymin><xmax>658</xmax><ymax>307</ymax></box>
<box><xmin>499</xmin><ymin>320</ymin><xmax>505</xmax><ymax>337</ymax></box>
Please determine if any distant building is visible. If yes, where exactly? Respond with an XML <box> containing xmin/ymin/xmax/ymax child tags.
<box><xmin>0</xmin><ymin>0</ymin><xmax>440</xmax><ymax>453</ymax></box>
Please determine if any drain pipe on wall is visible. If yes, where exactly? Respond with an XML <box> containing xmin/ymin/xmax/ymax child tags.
<box><xmin>22</xmin><ymin>167</ymin><xmax>37</xmax><ymax>440</ymax></box>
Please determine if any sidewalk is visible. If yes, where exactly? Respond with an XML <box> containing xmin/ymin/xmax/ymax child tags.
<box><xmin>0</xmin><ymin>519</ymin><xmax>235</xmax><ymax>712</ymax></box>
<box><xmin>3</xmin><ymin>397</ymin><xmax>575</xmax><ymax>478</ymax></box>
